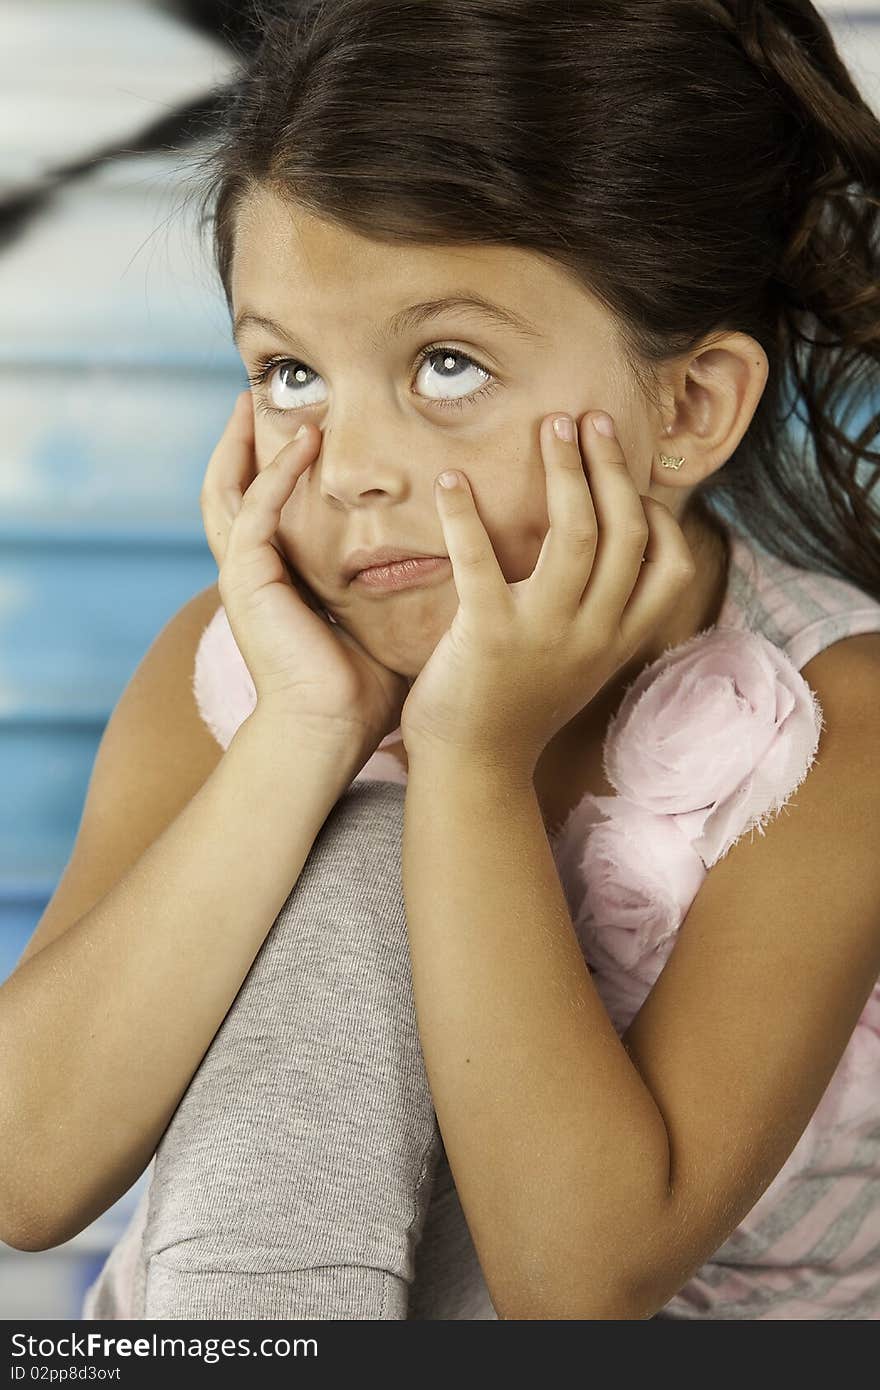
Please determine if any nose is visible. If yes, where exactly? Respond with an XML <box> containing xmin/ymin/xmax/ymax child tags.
<box><xmin>315</xmin><ymin>414</ymin><xmax>413</xmax><ymax>507</ymax></box>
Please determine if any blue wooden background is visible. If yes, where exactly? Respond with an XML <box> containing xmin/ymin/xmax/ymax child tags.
<box><xmin>0</xmin><ymin>0</ymin><xmax>244</xmax><ymax>1318</ymax></box>
<box><xmin>0</xmin><ymin>0</ymin><xmax>877</xmax><ymax>1322</ymax></box>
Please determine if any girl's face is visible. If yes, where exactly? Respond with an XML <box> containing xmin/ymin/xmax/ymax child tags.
<box><xmin>230</xmin><ymin>189</ymin><xmax>669</xmax><ymax>678</ymax></box>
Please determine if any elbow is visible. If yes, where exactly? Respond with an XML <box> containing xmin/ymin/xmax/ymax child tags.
<box><xmin>504</xmin><ymin>1274</ymin><xmax>646</xmax><ymax>1321</ymax></box>
<box><xmin>2</xmin><ymin>1218</ymin><xmax>86</xmax><ymax>1254</ymax></box>
<box><xmin>0</xmin><ymin>1185</ymin><xmax>85</xmax><ymax>1254</ymax></box>
<box><xmin>507</xmin><ymin>1294</ymin><xmax>643</xmax><ymax>1321</ymax></box>
<box><xmin>0</xmin><ymin>1180</ymin><xmax>44</xmax><ymax>1251</ymax></box>
<box><xmin>0</xmin><ymin>1209</ymin><xmax>53</xmax><ymax>1253</ymax></box>
<box><xmin>500</xmin><ymin>1240</ymin><xmax>674</xmax><ymax>1320</ymax></box>
<box><xmin>508</xmin><ymin>1286</ymin><xmax>662</xmax><ymax>1320</ymax></box>
<box><xmin>2</xmin><ymin>1230</ymin><xmax>49</xmax><ymax>1254</ymax></box>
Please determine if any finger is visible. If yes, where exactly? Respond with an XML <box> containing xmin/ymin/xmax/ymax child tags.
<box><xmin>433</xmin><ymin>470</ymin><xmax>510</xmax><ymax>619</ymax></box>
<box><xmin>577</xmin><ymin>412</ymin><xmax>651</xmax><ymax>618</ymax></box>
<box><xmin>200</xmin><ymin>390</ymin><xmax>255</xmax><ymax>568</ymax></box>
<box><xmin>224</xmin><ymin>423</ymin><xmax>317</xmax><ymax>568</ymax></box>
<box><xmin>529</xmin><ymin>413</ymin><xmax>599</xmax><ymax>620</ymax></box>
<box><xmin>618</xmin><ymin>496</ymin><xmax>697</xmax><ymax>651</ymax></box>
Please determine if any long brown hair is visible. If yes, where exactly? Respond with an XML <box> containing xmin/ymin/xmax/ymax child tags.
<box><xmin>6</xmin><ymin>1</ymin><xmax>880</xmax><ymax>597</ymax></box>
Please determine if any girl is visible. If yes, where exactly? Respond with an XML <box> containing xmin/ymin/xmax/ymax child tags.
<box><xmin>3</xmin><ymin>0</ymin><xmax>880</xmax><ymax>1319</ymax></box>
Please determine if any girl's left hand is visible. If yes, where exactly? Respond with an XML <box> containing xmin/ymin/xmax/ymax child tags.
<box><xmin>399</xmin><ymin>410</ymin><xmax>697</xmax><ymax>775</ymax></box>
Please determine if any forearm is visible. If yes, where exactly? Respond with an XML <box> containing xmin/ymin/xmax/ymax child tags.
<box><xmin>402</xmin><ymin>748</ymin><xmax>671</xmax><ymax>1320</ymax></box>
<box><xmin>0</xmin><ymin>712</ymin><xmax>363</xmax><ymax>1250</ymax></box>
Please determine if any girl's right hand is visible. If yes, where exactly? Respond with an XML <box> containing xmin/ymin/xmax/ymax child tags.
<box><xmin>200</xmin><ymin>391</ymin><xmax>410</xmax><ymax>755</ymax></box>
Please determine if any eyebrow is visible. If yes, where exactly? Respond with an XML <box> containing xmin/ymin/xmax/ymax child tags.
<box><xmin>232</xmin><ymin>292</ymin><xmax>548</xmax><ymax>351</ymax></box>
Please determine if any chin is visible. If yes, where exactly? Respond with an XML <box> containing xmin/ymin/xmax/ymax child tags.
<box><xmin>371</xmin><ymin>639</ymin><xmax>431</xmax><ymax>682</ymax></box>
<box><xmin>333</xmin><ymin>616</ymin><xmax>439</xmax><ymax>682</ymax></box>
<box><xmin>329</xmin><ymin>584</ymin><xmax>453</xmax><ymax>672</ymax></box>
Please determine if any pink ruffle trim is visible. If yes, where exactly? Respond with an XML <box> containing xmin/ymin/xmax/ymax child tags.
<box><xmin>191</xmin><ymin>606</ymin><xmax>257</xmax><ymax>750</ymax></box>
<box><xmin>551</xmin><ymin>624</ymin><xmax>826</xmax><ymax>1034</ymax></box>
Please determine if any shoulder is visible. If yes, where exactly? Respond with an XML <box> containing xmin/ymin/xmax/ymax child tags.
<box><xmin>799</xmin><ymin>630</ymin><xmax>880</xmax><ymax>770</ymax></box>
<box><xmin>173</xmin><ymin>580</ymin><xmax>222</xmax><ymax>648</ymax></box>
<box><xmin>93</xmin><ymin>577</ymin><xmax>226</xmax><ymax>798</ymax></box>
<box><xmin>799</xmin><ymin>627</ymin><xmax>880</xmax><ymax>685</ymax></box>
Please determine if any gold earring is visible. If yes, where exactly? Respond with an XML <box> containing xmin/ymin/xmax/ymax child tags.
<box><xmin>660</xmin><ymin>422</ymin><xmax>685</xmax><ymax>468</ymax></box>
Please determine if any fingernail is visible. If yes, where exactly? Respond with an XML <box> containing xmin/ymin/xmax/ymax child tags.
<box><xmin>591</xmin><ymin>412</ymin><xmax>615</xmax><ymax>438</ymax></box>
<box><xmin>437</xmin><ymin>470</ymin><xmax>459</xmax><ymax>488</ymax></box>
<box><xmin>553</xmin><ymin>414</ymin><xmax>575</xmax><ymax>441</ymax></box>
<box><xmin>294</xmin><ymin>424</ymin><xmax>308</xmax><ymax>440</ymax></box>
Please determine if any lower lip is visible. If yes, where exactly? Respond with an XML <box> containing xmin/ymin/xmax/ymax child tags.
<box><xmin>352</xmin><ymin>556</ymin><xmax>451</xmax><ymax>591</ymax></box>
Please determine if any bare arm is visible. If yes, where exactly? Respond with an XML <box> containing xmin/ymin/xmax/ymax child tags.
<box><xmin>0</xmin><ymin>711</ymin><xmax>364</xmax><ymax>1251</ymax></box>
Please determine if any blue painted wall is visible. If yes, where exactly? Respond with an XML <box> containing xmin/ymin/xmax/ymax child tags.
<box><xmin>0</xmin><ymin>0</ymin><xmax>243</xmax><ymax>1317</ymax></box>
<box><xmin>0</xmin><ymin>186</ymin><xmax>246</xmax><ymax>981</ymax></box>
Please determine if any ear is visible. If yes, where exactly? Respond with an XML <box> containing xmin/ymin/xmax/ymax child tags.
<box><xmin>653</xmin><ymin>332</ymin><xmax>769</xmax><ymax>488</ymax></box>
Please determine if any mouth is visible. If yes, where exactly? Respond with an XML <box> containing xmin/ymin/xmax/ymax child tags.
<box><xmin>351</xmin><ymin>556</ymin><xmax>451</xmax><ymax>593</ymax></box>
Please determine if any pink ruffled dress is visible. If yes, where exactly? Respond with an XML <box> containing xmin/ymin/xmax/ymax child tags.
<box><xmin>87</xmin><ymin>522</ymin><xmax>880</xmax><ymax>1321</ymax></box>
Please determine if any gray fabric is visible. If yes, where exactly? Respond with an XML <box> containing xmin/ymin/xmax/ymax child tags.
<box><xmin>82</xmin><ymin>778</ymin><xmax>498</xmax><ymax>1320</ymax></box>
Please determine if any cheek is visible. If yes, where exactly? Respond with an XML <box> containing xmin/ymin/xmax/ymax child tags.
<box><xmin>475</xmin><ymin>468</ymin><xmax>549</xmax><ymax>582</ymax></box>
<box><xmin>272</xmin><ymin>501</ymin><xmax>315</xmax><ymax>581</ymax></box>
